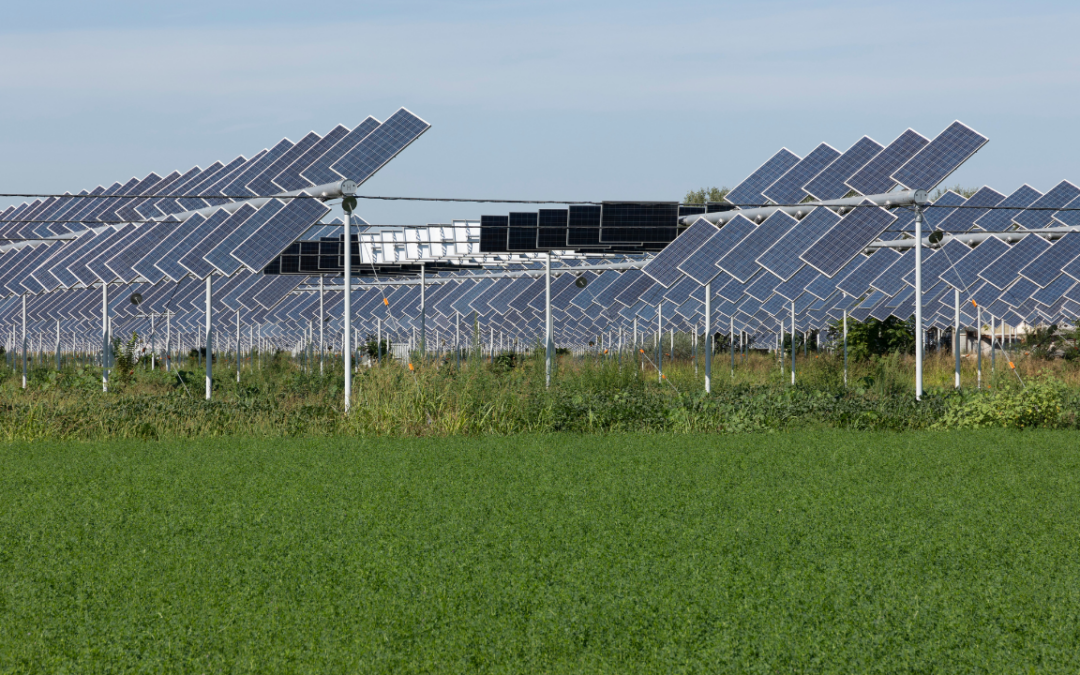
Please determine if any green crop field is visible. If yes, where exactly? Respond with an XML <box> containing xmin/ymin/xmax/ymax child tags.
<box><xmin>2</xmin><ymin>431</ymin><xmax>1079</xmax><ymax>672</ymax></box>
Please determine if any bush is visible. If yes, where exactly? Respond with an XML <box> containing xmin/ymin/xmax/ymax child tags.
<box><xmin>936</xmin><ymin>375</ymin><xmax>1067</xmax><ymax>429</ymax></box>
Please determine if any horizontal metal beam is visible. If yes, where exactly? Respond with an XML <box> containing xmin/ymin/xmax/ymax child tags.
<box><xmin>680</xmin><ymin>189</ymin><xmax>922</xmax><ymax>226</ymax></box>
<box><xmin>868</xmin><ymin>224</ymin><xmax>1080</xmax><ymax>250</ymax></box>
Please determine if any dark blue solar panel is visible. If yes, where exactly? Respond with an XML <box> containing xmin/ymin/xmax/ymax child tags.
<box><xmin>932</xmin><ymin>186</ymin><xmax>1005</xmax><ymax>232</ymax></box>
<box><xmin>836</xmin><ymin>249</ymin><xmax>900</xmax><ymax>297</ymax></box>
<box><xmin>973</xmin><ymin>184</ymin><xmax>1042</xmax><ymax>232</ymax></box>
<box><xmin>846</xmin><ymin>129</ymin><xmax>929</xmax><ymax>195</ymax></box>
<box><xmin>803</xmin><ymin>136</ymin><xmax>884</xmax><ymax>201</ymax></box>
<box><xmin>676</xmin><ymin>215</ymin><xmax>755</xmax><ymax>285</ymax></box>
<box><xmin>105</xmin><ymin>221</ymin><xmax>175</xmax><ymax>281</ymax></box>
<box><xmin>1018</xmin><ymin>232</ymin><xmax>1080</xmax><ymax>287</ymax></box>
<box><xmin>1033</xmin><ymin>274</ymin><xmax>1076</xmax><ymax>306</ymax></box>
<box><xmin>332</xmin><ymin>108</ymin><xmax>430</xmax><ymax>184</ymax></box>
<box><xmin>773</xmin><ymin>265</ymin><xmax>820</xmax><ymax>302</ymax></box>
<box><xmin>177</xmin><ymin>209</ymin><xmax>238</xmax><ymax>278</ymax></box>
<box><xmin>800</xmin><ymin>202</ymin><xmax>896</xmax><ymax>277</ymax></box>
<box><xmin>924</xmin><ymin>191</ymin><xmax>967</xmax><ymax>229</ymax></box>
<box><xmin>642</xmin><ymin>218</ymin><xmax>718</xmax><ymax>287</ymax></box>
<box><xmin>1052</xmin><ymin>193</ymin><xmax>1080</xmax><ymax>227</ymax></box>
<box><xmin>1059</xmin><ymin>246</ymin><xmax>1080</xmax><ymax>284</ymax></box>
<box><xmin>220</xmin><ymin>139</ymin><xmax>294</xmax><ymax>199</ymax></box>
<box><xmin>300</xmin><ymin>117</ymin><xmax>381</xmax><ymax>186</ymax></box>
<box><xmin>205</xmin><ymin>201</ymin><xmax>286</xmax><ymax>275</ymax></box>
<box><xmin>941</xmin><ymin>236</ymin><xmax>1009</xmax><ymax>290</ymax></box>
<box><xmin>978</xmin><ymin>234</ymin><xmax>1051</xmax><ymax>289</ymax></box>
<box><xmin>900</xmin><ymin>238</ymin><xmax>972</xmax><ymax>287</ymax></box>
<box><xmin>1014</xmin><ymin>180</ymin><xmax>1080</xmax><ymax>230</ymax></box>
<box><xmin>84</xmin><ymin>224</ymin><xmax>137</xmax><ymax>283</ymax></box>
<box><xmin>1001</xmin><ymin>277</ymin><xmax>1039</xmax><ymax>307</ymax></box>
<box><xmin>724</xmin><ymin>148</ymin><xmax>801</xmax><ymax>207</ymax></box>
<box><xmin>755</xmin><ymin>206</ymin><xmax>839</xmax><ymax>281</ymax></box>
<box><xmin>891</xmin><ymin>121</ymin><xmax>987</xmax><ymax>190</ymax></box>
<box><xmin>763</xmin><ymin>143</ymin><xmax>840</xmax><ymax>205</ymax></box>
<box><xmin>247</xmin><ymin>132</ymin><xmax>320</xmax><ymax>197</ymax></box>
<box><xmin>273</xmin><ymin>125</ymin><xmax>350</xmax><ymax>191</ymax></box>
<box><xmin>869</xmin><ymin>248</ymin><xmax>916</xmax><ymax>295</ymax></box>
<box><xmin>716</xmin><ymin>211</ymin><xmax>797</xmax><ymax>283</ymax></box>
<box><xmin>804</xmin><ymin>270</ymin><xmax>839</xmax><ymax>300</ymax></box>
<box><xmin>232</xmin><ymin>195</ymin><xmax>330</xmax><ymax>271</ymax></box>
<box><xmin>178</xmin><ymin>158</ymin><xmax>242</xmax><ymax>212</ymax></box>
<box><xmin>614</xmin><ymin>274</ymin><xmax>657</xmax><ymax>307</ymax></box>
<box><xmin>744</xmin><ymin>270</ymin><xmax>783</xmax><ymax>301</ymax></box>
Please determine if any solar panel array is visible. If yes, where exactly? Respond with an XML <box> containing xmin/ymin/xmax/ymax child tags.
<box><xmin>5</xmin><ymin>117</ymin><xmax>1080</xmax><ymax>356</ymax></box>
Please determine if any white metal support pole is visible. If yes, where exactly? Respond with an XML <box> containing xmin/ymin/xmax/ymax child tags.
<box><xmin>954</xmin><ymin>288</ymin><xmax>961</xmax><ymax>389</ymax></box>
<box><xmin>843</xmin><ymin>309</ymin><xmax>849</xmax><ymax>388</ymax></box>
<box><xmin>319</xmin><ymin>275</ymin><xmax>325</xmax><ymax>376</ymax></box>
<box><xmin>343</xmin><ymin>207</ymin><xmax>353</xmax><ymax>414</ymax></box>
<box><xmin>790</xmin><ymin>301</ymin><xmax>796</xmax><ymax>386</ymax></box>
<box><xmin>205</xmin><ymin>275</ymin><xmax>213</xmax><ymax>401</ymax></box>
<box><xmin>976</xmin><ymin>303</ymin><xmax>982</xmax><ymax>390</ymax></box>
<box><xmin>377</xmin><ymin>318</ymin><xmax>382</xmax><ymax>365</ymax></box>
<box><xmin>656</xmin><ymin>301</ymin><xmax>663</xmax><ymax>382</ymax></box>
<box><xmin>150</xmin><ymin>314</ymin><xmax>156</xmax><ymax>370</ymax></box>
<box><xmin>455</xmin><ymin>312</ymin><xmax>460</xmax><ymax>368</ymax></box>
<box><xmin>55</xmin><ymin>319</ymin><xmax>60</xmax><ymax>370</ymax></box>
<box><xmin>545</xmin><ymin>253</ymin><xmax>553</xmax><ymax>388</ymax></box>
<box><xmin>235</xmin><ymin>310</ymin><xmax>241</xmax><ymax>383</ymax></box>
<box><xmin>101</xmin><ymin>284</ymin><xmax>109</xmax><ymax>392</ymax></box>
<box><xmin>990</xmin><ymin>314</ymin><xmax>996</xmax><ymax>377</ymax></box>
<box><xmin>21</xmin><ymin>294</ymin><xmax>27</xmax><ymax>389</ymax></box>
<box><xmin>166</xmin><ymin>311</ymin><xmax>171</xmax><ymax>372</ymax></box>
<box><xmin>914</xmin><ymin>204</ymin><xmax>924</xmax><ymax>401</ymax></box>
<box><xmin>704</xmin><ymin>280</ymin><xmax>712</xmax><ymax>393</ymax></box>
<box><xmin>420</xmin><ymin>263</ymin><xmax>426</xmax><ymax>362</ymax></box>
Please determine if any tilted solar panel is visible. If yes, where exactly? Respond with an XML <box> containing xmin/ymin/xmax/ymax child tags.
<box><xmin>846</xmin><ymin>129</ymin><xmax>929</xmax><ymax>195</ymax></box>
<box><xmin>756</xmin><ymin>206</ymin><xmax>839</xmax><ymax>281</ymax></box>
<box><xmin>803</xmin><ymin>136</ymin><xmax>884</xmax><ymax>201</ymax></box>
<box><xmin>642</xmin><ymin>218</ymin><xmax>718</xmax><ymax>287</ymax></box>
<box><xmin>973</xmin><ymin>184</ymin><xmax>1041</xmax><ymax>231</ymax></box>
<box><xmin>1013</xmin><ymin>180</ymin><xmax>1080</xmax><ymax>230</ymax></box>
<box><xmin>716</xmin><ymin>211</ymin><xmax>797</xmax><ymax>283</ymax></box>
<box><xmin>724</xmin><ymin>148</ymin><xmax>801</xmax><ymax>207</ymax></box>
<box><xmin>800</xmin><ymin>202</ymin><xmax>896</xmax><ymax>277</ymax></box>
<box><xmin>891</xmin><ymin>121</ymin><xmax>987</xmax><ymax>190</ymax></box>
<box><xmin>763</xmin><ymin>143</ymin><xmax>840</xmax><ymax>205</ymax></box>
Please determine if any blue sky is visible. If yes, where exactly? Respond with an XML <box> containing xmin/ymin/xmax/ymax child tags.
<box><xmin>2</xmin><ymin>0</ymin><xmax>1078</xmax><ymax>225</ymax></box>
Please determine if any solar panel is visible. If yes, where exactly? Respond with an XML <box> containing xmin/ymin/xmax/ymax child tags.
<box><xmin>1032</xmin><ymin>273</ymin><xmax>1076</xmax><ymax>306</ymax></box>
<box><xmin>219</xmin><ymin>139</ymin><xmax>294</xmax><ymax>199</ymax></box>
<box><xmin>803</xmin><ymin>136</ymin><xmax>884</xmax><ymax>201</ymax></box>
<box><xmin>105</xmin><ymin>221</ymin><xmax>175</xmax><ymax>282</ymax></box>
<box><xmin>676</xmin><ymin>215</ymin><xmax>756</xmax><ymax>285</ymax></box>
<box><xmin>177</xmin><ymin>209</ymin><xmax>240</xmax><ymax>279</ymax></box>
<box><xmin>773</xmin><ymin>265</ymin><xmax>820</xmax><ymax>302</ymax></box>
<box><xmin>231</xmin><ymin>195</ymin><xmax>330</xmax><ymax>272</ymax></box>
<box><xmin>507</xmin><ymin>212</ymin><xmax>539</xmax><ymax>250</ymax></box>
<box><xmin>205</xmin><ymin>202</ymin><xmax>281</xmax><ymax>276</ymax></box>
<box><xmin>1001</xmin><ymin>277</ymin><xmax>1040</xmax><ymax>307</ymax></box>
<box><xmin>755</xmin><ymin>206</ymin><xmax>839</xmax><ymax>280</ymax></box>
<box><xmin>537</xmin><ymin>209</ymin><xmax>569</xmax><ymax>249</ymax></box>
<box><xmin>924</xmin><ymin>191</ymin><xmax>967</xmax><ymax>231</ymax></box>
<box><xmin>869</xmin><ymin>248</ymin><xmax>917</xmax><ymax>295</ymax></box>
<box><xmin>715</xmin><ymin>211</ymin><xmax>797</xmax><ymax>283</ymax></box>
<box><xmin>1013</xmin><ymin>180</ymin><xmax>1080</xmax><ymax>230</ymax></box>
<box><xmin>299</xmin><ymin>117</ymin><xmax>381</xmax><ymax>186</ymax></box>
<box><xmin>84</xmin><ymin>224</ymin><xmax>138</xmax><ymax>283</ymax></box>
<box><xmin>724</xmin><ymin>148</ymin><xmax>801</xmax><ymax>207</ymax></box>
<box><xmin>332</xmin><ymin>108</ymin><xmax>430</xmax><ymax>184</ymax></box>
<box><xmin>931</xmin><ymin>186</ymin><xmax>1006</xmax><ymax>233</ymax></box>
<box><xmin>744</xmin><ymin>270</ymin><xmax>783</xmax><ymax>301</ymax></box>
<box><xmin>600</xmin><ymin>202</ymin><xmax>677</xmax><ymax>246</ymax></box>
<box><xmin>273</xmin><ymin>125</ymin><xmax>350</xmax><ymax>191</ymax></box>
<box><xmin>836</xmin><ymin>249</ymin><xmax>900</xmax><ymax>297</ymax></box>
<box><xmin>247</xmin><ymin>132</ymin><xmax>321</xmax><ymax>197</ymax></box>
<box><xmin>1017</xmin><ymin>232</ymin><xmax>1080</xmax><ymax>287</ymax></box>
<box><xmin>846</xmin><ymin>129</ymin><xmax>930</xmax><ymax>195</ymax></box>
<box><xmin>891</xmin><ymin>121</ymin><xmax>987</xmax><ymax>190</ymax></box>
<box><xmin>800</xmin><ymin>202</ymin><xmax>896</xmax><ymax>277</ymax></box>
<box><xmin>940</xmin><ymin>236</ymin><xmax>1009</xmax><ymax>290</ymax></box>
<box><xmin>978</xmin><ymin>234</ymin><xmax>1051</xmax><ymax>289</ymax></box>
<box><xmin>973</xmin><ymin>184</ymin><xmax>1041</xmax><ymax>231</ymax></box>
<box><xmin>642</xmin><ymin>218</ymin><xmax>718</xmax><ymax>287</ymax></box>
<box><xmin>763</xmin><ymin>143</ymin><xmax>840</xmax><ymax>205</ymax></box>
<box><xmin>901</xmin><ymin>238</ymin><xmax>972</xmax><ymax>287</ymax></box>
<box><xmin>567</xmin><ymin>204</ymin><xmax>602</xmax><ymax>247</ymax></box>
<box><xmin>1060</xmin><ymin>248</ymin><xmax>1080</xmax><ymax>284</ymax></box>
<box><xmin>804</xmin><ymin>270</ymin><xmax>839</xmax><ymax>300</ymax></box>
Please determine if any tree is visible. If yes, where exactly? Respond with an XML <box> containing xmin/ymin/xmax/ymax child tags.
<box><xmin>683</xmin><ymin>187</ymin><xmax>730</xmax><ymax>204</ymax></box>
<box><xmin>829</xmin><ymin>316</ymin><xmax>914</xmax><ymax>361</ymax></box>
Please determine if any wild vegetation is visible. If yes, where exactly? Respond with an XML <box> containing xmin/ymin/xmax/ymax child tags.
<box><xmin>1</xmin><ymin>320</ymin><xmax>1078</xmax><ymax>441</ymax></box>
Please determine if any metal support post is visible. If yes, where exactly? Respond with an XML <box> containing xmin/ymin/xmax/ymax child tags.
<box><xmin>914</xmin><ymin>203</ymin><xmax>924</xmax><ymax>401</ymax></box>
<box><xmin>729</xmin><ymin>315</ymin><xmax>735</xmax><ymax>380</ymax></box>
<box><xmin>101</xmin><ymin>284</ymin><xmax>109</xmax><ymax>392</ymax></box>
<box><xmin>976</xmin><ymin>303</ymin><xmax>982</xmax><ymax>390</ymax></box>
<box><xmin>235</xmin><ymin>310</ymin><xmax>241</xmax><ymax>383</ymax></box>
<box><xmin>545</xmin><ymin>253</ymin><xmax>552</xmax><ymax>387</ymax></box>
<box><xmin>790</xmin><ymin>301</ymin><xmax>796</xmax><ymax>386</ymax></box>
<box><xmin>343</xmin><ymin>206</ymin><xmax>353</xmax><ymax>414</ymax></box>
<box><xmin>319</xmin><ymin>275</ymin><xmax>325</xmax><ymax>375</ymax></box>
<box><xmin>843</xmin><ymin>309</ymin><xmax>848</xmax><ymax>388</ymax></box>
<box><xmin>205</xmin><ymin>275</ymin><xmax>213</xmax><ymax>401</ymax></box>
<box><xmin>954</xmin><ymin>287</ymin><xmax>961</xmax><ymax>389</ymax></box>
<box><xmin>656</xmin><ymin>301</ymin><xmax>663</xmax><ymax>382</ymax></box>
<box><xmin>55</xmin><ymin>319</ymin><xmax>60</xmax><ymax>370</ymax></box>
<box><xmin>420</xmin><ymin>264</ymin><xmax>426</xmax><ymax>362</ymax></box>
<box><xmin>21</xmin><ymin>294</ymin><xmax>27</xmax><ymax>389</ymax></box>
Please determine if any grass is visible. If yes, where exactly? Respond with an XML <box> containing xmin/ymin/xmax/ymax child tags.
<box><xmin>1</xmin><ymin>348</ymin><xmax>1079</xmax><ymax>440</ymax></box>
<box><xmin>2</xmin><ymin>431</ymin><xmax>1080</xmax><ymax>672</ymax></box>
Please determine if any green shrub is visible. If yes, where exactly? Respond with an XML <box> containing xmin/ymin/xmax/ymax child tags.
<box><xmin>936</xmin><ymin>375</ymin><xmax>1067</xmax><ymax>429</ymax></box>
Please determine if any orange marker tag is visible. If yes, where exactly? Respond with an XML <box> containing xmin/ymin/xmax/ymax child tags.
<box><xmin>1009</xmin><ymin>362</ymin><xmax>1015</xmax><ymax>369</ymax></box>
<box><xmin>639</xmin><ymin>349</ymin><xmax>644</xmax><ymax>354</ymax></box>
<box><xmin>408</xmin><ymin>363</ymin><xmax>414</xmax><ymax>371</ymax></box>
<box><xmin>383</xmin><ymin>298</ymin><xmax>389</xmax><ymax>306</ymax></box>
